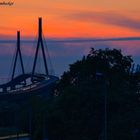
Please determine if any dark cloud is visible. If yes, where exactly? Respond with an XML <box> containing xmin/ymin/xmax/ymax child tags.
<box><xmin>65</xmin><ymin>11</ymin><xmax>140</xmax><ymax>31</ymax></box>
<box><xmin>0</xmin><ymin>37</ymin><xmax>140</xmax><ymax>44</ymax></box>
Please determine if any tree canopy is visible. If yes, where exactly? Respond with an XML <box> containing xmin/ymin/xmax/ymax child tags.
<box><xmin>45</xmin><ymin>48</ymin><xmax>140</xmax><ymax>140</ymax></box>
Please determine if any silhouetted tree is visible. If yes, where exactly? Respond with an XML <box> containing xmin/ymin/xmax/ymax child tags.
<box><xmin>45</xmin><ymin>48</ymin><xmax>140</xmax><ymax>140</ymax></box>
<box><xmin>22</xmin><ymin>48</ymin><xmax>140</xmax><ymax>140</ymax></box>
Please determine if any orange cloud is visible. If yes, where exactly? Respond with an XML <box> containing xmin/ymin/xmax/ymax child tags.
<box><xmin>0</xmin><ymin>1</ymin><xmax>140</xmax><ymax>38</ymax></box>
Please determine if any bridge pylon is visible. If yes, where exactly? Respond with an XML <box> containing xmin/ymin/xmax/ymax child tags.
<box><xmin>11</xmin><ymin>31</ymin><xmax>25</xmax><ymax>81</ymax></box>
<box><xmin>31</xmin><ymin>17</ymin><xmax>49</xmax><ymax>82</ymax></box>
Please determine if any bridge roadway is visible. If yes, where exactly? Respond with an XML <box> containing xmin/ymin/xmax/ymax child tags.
<box><xmin>0</xmin><ymin>74</ymin><xmax>59</xmax><ymax>101</ymax></box>
<box><xmin>0</xmin><ymin>133</ymin><xmax>29</xmax><ymax>140</ymax></box>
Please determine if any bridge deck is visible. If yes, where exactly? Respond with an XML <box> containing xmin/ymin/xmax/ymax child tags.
<box><xmin>0</xmin><ymin>74</ymin><xmax>59</xmax><ymax>96</ymax></box>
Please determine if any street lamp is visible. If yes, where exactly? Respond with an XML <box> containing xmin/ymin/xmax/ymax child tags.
<box><xmin>96</xmin><ymin>72</ymin><xmax>108</xmax><ymax>140</ymax></box>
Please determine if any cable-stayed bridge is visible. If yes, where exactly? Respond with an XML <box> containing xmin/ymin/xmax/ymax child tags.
<box><xmin>0</xmin><ymin>17</ymin><xmax>59</xmax><ymax>101</ymax></box>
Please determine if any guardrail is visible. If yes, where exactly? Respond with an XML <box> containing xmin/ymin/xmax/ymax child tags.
<box><xmin>0</xmin><ymin>133</ymin><xmax>29</xmax><ymax>140</ymax></box>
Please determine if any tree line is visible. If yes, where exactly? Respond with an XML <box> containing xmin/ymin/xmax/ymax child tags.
<box><xmin>1</xmin><ymin>48</ymin><xmax>140</xmax><ymax>140</ymax></box>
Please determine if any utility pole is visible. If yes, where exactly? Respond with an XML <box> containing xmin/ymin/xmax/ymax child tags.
<box><xmin>96</xmin><ymin>73</ymin><xmax>108</xmax><ymax>140</ymax></box>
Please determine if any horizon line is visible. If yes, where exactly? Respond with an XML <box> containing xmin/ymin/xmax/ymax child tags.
<box><xmin>0</xmin><ymin>37</ymin><xmax>140</xmax><ymax>44</ymax></box>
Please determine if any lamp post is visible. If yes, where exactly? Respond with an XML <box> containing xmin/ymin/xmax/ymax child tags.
<box><xmin>96</xmin><ymin>73</ymin><xmax>108</xmax><ymax>140</ymax></box>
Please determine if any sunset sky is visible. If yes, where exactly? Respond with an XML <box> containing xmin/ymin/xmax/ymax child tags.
<box><xmin>1</xmin><ymin>0</ymin><xmax>140</xmax><ymax>38</ymax></box>
<box><xmin>0</xmin><ymin>0</ymin><xmax>140</xmax><ymax>78</ymax></box>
